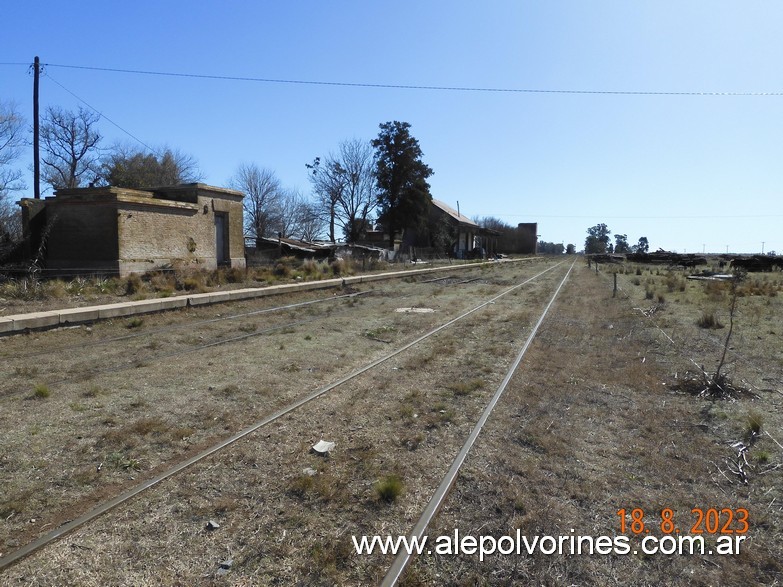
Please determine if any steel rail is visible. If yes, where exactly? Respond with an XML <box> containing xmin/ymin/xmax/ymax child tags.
<box><xmin>0</xmin><ymin>295</ymin><xmax>372</xmax><ymax>399</ymax></box>
<box><xmin>381</xmin><ymin>259</ymin><xmax>575</xmax><ymax>587</ymax></box>
<box><xmin>0</xmin><ymin>262</ymin><xmax>563</xmax><ymax>571</ymax></box>
<box><xmin>5</xmin><ymin>290</ymin><xmax>373</xmax><ymax>360</ymax></box>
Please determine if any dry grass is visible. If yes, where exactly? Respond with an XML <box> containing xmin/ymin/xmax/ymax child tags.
<box><xmin>404</xmin><ymin>264</ymin><xmax>783</xmax><ymax>586</ymax></box>
<box><xmin>0</xmin><ymin>257</ymin><xmax>404</xmax><ymax>316</ymax></box>
<box><xmin>2</xmin><ymin>260</ymin><xmax>780</xmax><ymax>585</ymax></box>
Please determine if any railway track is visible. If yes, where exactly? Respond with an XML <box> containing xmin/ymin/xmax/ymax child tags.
<box><xmin>0</xmin><ymin>291</ymin><xmax>376</xmax><ymax>398</ymax></box>
<box><xmin>381</xmin><ymin>260</ymin><xmax>574</xmax><ymax>585</ymax></box>
<box><xmin>0</xmin><ymin>263</ymin><xmax>521</xmax><ymax>386</ymax></box>
<box><xmin>0</xmin><ymin>260</ymin><xmax>567</xmax><ymax>575</ymax></box>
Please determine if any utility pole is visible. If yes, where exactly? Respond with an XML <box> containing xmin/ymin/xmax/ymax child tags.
<box><xmin>33</xmin><ymin>56</ymin><xmax>41</xmax><ymax>199</ymax></box>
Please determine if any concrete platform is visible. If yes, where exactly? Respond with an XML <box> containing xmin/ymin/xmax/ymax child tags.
<box><xmin>0</xmin><ymin>317</ymin><xmax>14</xmax><ymax>334</ymax></box>
<box><xmin>0</xmin><ymin>259</ymin><xmax>518</xmax><ymax>336</ymax></box>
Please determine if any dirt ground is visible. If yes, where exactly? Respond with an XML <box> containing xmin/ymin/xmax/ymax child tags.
<box><xmin>405</xmin><ymin>264</ymin><xmax>783</xmax><ymax>586</ymax></box>
<box><xmin>1</xmin><ymin>260</ymin><xmax>781</xmax><ymax>586</ymax></box>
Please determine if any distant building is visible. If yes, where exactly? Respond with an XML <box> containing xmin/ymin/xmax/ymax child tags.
<box><xmin>516</xmin><ymin>222</ymin><xmax>538</xmax><ymax>255</ymax></box>
<box><xmin>19</xmin><ymin>183</ymin><xmax>245</xmax><ymax>276</ymax></box>
<box><xmin>368</xmin><ymin>198</ymin><xmax>500</xmax><ymax>259</ymax></box>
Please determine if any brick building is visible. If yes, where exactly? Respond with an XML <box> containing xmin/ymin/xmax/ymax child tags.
<box><xmin>20</xmin><ymin>183</ymin><xmax>245</xmax><ymax>276</ymax></box>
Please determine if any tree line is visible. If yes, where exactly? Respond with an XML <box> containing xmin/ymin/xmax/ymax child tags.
<box><xmin>0</xmin><ymin>102</ymin><xmax>436</xmax><ymax>250</ymax></box>
<box><xmin>584</xmin><ymin>223</ymin><xmax>649</xmax><ymax>254</ymax></box>
<box><xmin>1</xmin><ymin>100</ymin><xmax>568</xmax><ymax>256</ymax></box>
<box><xmin>475</xmin><ymin>216</ymin><xmax>575</xmax><ymax>255</ymax></box>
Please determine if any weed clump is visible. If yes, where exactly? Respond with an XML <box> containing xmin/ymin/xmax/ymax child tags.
<box><xmin>745</xmin><ymin>411</ymin><xmax>764</xmax><ymax>443</ymax></box>
<box><xmin>125</xmin><ymin>316</ymin><xmax>144</xmax><ymax>329</ymax></box>
<box><xmin>375</xmin><ymin>474</ymin><xmax>404</xmax><ymax>503</ymax></box>
<box><xmin>696</xmin><ymin>311</ymin><xmax>723</xmax><ymax>329</ymax></box>
<box><xmin>33</xmin><ymin>383</ymin><xmax>51</xmax><ymax>399</ymax></box>
<box><xmin>124</xmin><ymin>274</ymin><xmax>143</xmax><ymax>296</ymax></box>
<box><xmin>447</xmin><ymin>379</ymin><xmax>485</xmax><ymax>396</ymax></box>
<box><xmin>274</xmin><ymin>262</ymin><xmax>291</xmax><ymax>278</ymax></box>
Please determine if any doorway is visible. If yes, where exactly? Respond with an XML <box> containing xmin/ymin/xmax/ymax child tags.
<box><xmin>215</xmin><ymin>213</ymin><xmax>228</xmax><ymax>265</ymax></box>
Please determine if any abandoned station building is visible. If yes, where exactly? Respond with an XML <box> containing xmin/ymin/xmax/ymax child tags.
<box><xmin>19</xmin><ymin>183</ymin><xmax>245</xmax><ymax>277</ymax></box>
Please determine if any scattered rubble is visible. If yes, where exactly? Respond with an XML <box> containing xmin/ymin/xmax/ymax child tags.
<box><xmin>217</xmin><ymin>559</ymin><xmax>233</xmax><ymax>576</ymax></box>
<box><xmin>311</xmin><ymin>440</ymin><xmax>335</xmax><ymax>456</ymax></box>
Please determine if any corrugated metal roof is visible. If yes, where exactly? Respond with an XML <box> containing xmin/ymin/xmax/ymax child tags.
<box><xmin>431</xmin><ymin>199</ymin><xmax>479</xmax><ymax>228</ymax></box>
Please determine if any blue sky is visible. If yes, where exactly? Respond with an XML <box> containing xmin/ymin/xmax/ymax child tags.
<box><xmin>2</xmin><ymin>1</ymin><xmax>782</xmax><ymax>253</ymax></box>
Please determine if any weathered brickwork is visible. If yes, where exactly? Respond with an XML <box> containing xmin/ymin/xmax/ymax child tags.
<box><xmin>20</xmin><ymin>184</ymin><xmax>245</xmax><ymax>276</ymax></box>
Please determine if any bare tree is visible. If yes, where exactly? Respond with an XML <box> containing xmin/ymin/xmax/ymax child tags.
<box><xmin>298</xmin><ymin>202</ymin><xmax>324</xmax><ymax>242</ymax></box>
<box><xmin>101</xmin><ymin>143</ymin><xmax>202</xmax><ymax>188</ymax></box>
<box><xmin>335</xmin><ymin>139</ymin><xmax>377</xmax><ymax>242</ymax></box>
<box><xmin>0</xmin><ymin>101</ymin><xmax>26</xmax><ymax>239</ymax></box>
<box><xmin>274</xmin><ymin>188</ymin><xmax>315</xmax><ymax>240</ymax></box>
<box><xmin>230</xmin><ymin>163</ymin><xmax>283</xmax><ymax>245</ymax></box>
<box><xmin>40</xmin><ymin>106</ymin><xmax>102</xmax><ymax>190</ymax></box>
<box><xmin>306</xmin><ymin>156</ymin><xmax>343</xmax><ymax>242</ymax></box>
<box><xmin>307</xmin><ymin>138</ymin><xmax>377</xmax><ymax>243</ymax></box>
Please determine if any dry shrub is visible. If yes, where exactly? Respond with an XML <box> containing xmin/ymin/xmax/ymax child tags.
<box><xmin>100</xmin><ymin>417</ymin><xmax>168</xmax><ymax>450</ymax></box>
<box><xmin>148</xmin><ymin>271</ymin><xmax>176</xmax><ymax>294</ymax></box>
<box><xmin>124</xmin><ymin>273</ymin><xmax>143</xmax><ymax>295</ymax></box>
<box><xmin>329</xmin><ymin>259</ymin><xmax>346</xmax><ymax>276</ymax></box>
<box><xmin>46</xmin><ymin>279</ymin><xmax>69</xmax><ymax>298</ymax></box>
<box><xmin>175</xmin><ymin>270</ymin><xmax>207</xmax><ymax>292</ymax></box>
<box><xmin>274</xmin><ymin>262</ymin><xmax>292</xmax><ymax>278</ymax></box>
<box><xmin>704</xmin><ymin>279</ymin><xmax>727</xmax><ymax>301</ymax></box>
<box><xmin>447</xmin><ymin>378</ymin><xmax>485</xmax><ymax>396</ymax></box>
<box><xmin>128</xmin><ymin>417</ymin><xmax>168</xmax><ymax>436</ymax></box>
<box><xmin>696</xmin><ymin>311</ymin><xmax>723</xmax><ymax>329</ymax></box>
<box><xmin>330</xmin><ymin>257</ymin><xmax>358</xmax><ymax>277</ymax></box>
<box><xmin>739</xmin><ymin>278</ymin><xmax>778</xmax><ymax>298</ymax></box>
<box><xmin>287</xmin><ymin>470</ymin><xmax>347</xmax><ymax>503</ymax></box>
<box><xmin>301</xmin><ymin>258</ymin><xmax>319</xmax><ymax>276</ymax></box>
<box><xmin>224</xmin><ymin>266</ymin><xmax>246</xmax><ymax>283</ymax></box>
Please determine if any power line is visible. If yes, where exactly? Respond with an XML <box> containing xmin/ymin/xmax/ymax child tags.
<box><xmin>482</xmin><ymin>213</ymin><xmax>783</xmax><ymax>219</ymax></box>
<box><xmin>42</xmin><ymin>62</ymin><xmax>783</xmax><ymax>96</ymax></box>
<box><xmin>44</xmin><ymin>72</ymin><xmax>158</xmax><ymax>154</ymax></box>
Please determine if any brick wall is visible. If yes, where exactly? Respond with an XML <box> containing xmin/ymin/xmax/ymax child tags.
<box><xmin>26</xmin><ymin>184</ymin><xmax>245</xmax><ymax>276</ymax></box>
<box><xmin>44</xmin><ymin>199</ymin><xmax>120</xmax><ymax>273</ymax></box>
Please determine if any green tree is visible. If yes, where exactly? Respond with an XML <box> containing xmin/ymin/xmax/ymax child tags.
<box><xmin>566</xmin><ymin>243</ymin><xmax>576</xmax><ymax>254</ymax></box>
<box><xmin>614</xmin><ymin>234</ymin><xmax>630</xmax><ymax>253</ymax></box>
<box><xmin>102</xmin><ymin>145</ymin><xmax>201</xmax><ymax>188</ymax></box>
<box><xmin>538</xmin><ymin>241</ymin><xmax>565</xmax><ymax>254</ymax></box>
<box><xmin>585</xmin><ymin>223</ymin><xmax>611</xmax><ymax>254</ymax></box>
<box><xmin>636</xmin><ymin>236</ymin><xmax>650</xmax><ymax>253</ymax></box>
<box><xmin>429</xmin><ymin>215</ymin><xmax>457</xmax><ymax>255</ymax></box>
<box><xmin>371</xmin><ymin>121</ymin><xmax>433</xmax><ymax>249</ymax></box>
